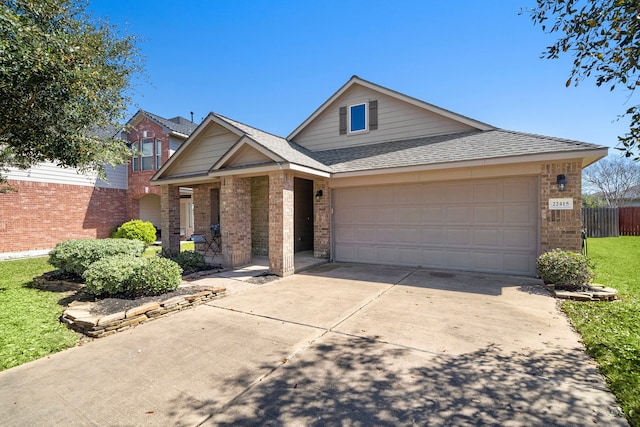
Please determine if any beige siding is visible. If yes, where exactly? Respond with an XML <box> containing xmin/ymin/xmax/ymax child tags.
<box><xmin>167</xmin><ymin>122</ymin><xmax>239</xmax><ymax>176</ymax></box>
<box><xmin>293</xmin><ymin>84</ymin><xmax>475</xmax><ymax>151</ymax></box>
<box><xmin>225</xmin><ymin>145</ymin><xmax>272</xmax><ymax>167</ymax></box>
<box><xmin>6</xmin><ymin>162</ymin><xmax>128</xmax><ymax>189</ymax></box>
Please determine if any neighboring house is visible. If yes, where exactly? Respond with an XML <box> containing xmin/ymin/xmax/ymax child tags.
<box><xmin>152</xmin><ymin>76</ymin><xmax>608</xmax><ymax>277</ymax></box>
<box><xmin>0</xmin><ymin>110</ymin><xmax>197</xmax><ymax>256</ymax></box>
<box><xmin>123</xmin><ymin>110</ymin><xmax>198</xmax><ymax>239</ymax></box>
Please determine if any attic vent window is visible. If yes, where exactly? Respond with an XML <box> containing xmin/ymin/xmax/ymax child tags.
<box><xmin>339</xmin><ymin>100</ymin><xmax>377</xmax><ymax>135</ymax></box>
<box><xmin>349</xmin><ymin>103</ymin><xmax>367</xmax><ymax>133</ymax></box>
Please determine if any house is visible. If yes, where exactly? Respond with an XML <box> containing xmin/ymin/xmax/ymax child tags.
<box><xmin>151</xmin><ymin>76</ymin><xmax>608</xmax><ymax>276</ymax></box>
<box><xmin>0</xmin><ymin>110</ymin><xmax>197</xmax><ymax>257</ymax></box>
<box><xmin>123</xmin><ymin>110</ymin><xmax>199</xmax><ymax>239</ymax></box>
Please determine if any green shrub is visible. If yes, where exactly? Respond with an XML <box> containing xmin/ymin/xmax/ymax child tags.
<box><xmin>83</xmin><ymin>255</ymin><xmax>182</xmax><ymax>297</ymax></box>
<box><xmin>114</xmin><ymin>220</ymin><xmax>157</xmax><ymax>245</ymax></box>
<box><xmin>83</xmin><ymin>255</ymin><xmax>147</xmax><ymax>296</ymax></box>
<box><xmin>536</xmin><ymin>248</ymin><xmax>595</xmax><ymax>290</ymax></box>
<box><xmin>48</xmin><ymin>239</ymin><xmax>145</xmax><ymax>276</ymax></box>
<box><xmin>160</xmin><ymin>249</ymin><xmax>207</xmax><ymax>273</ymax></box>
<box><xmin>129</xmin><ymin>257</ymin><xmax>183</xmax><ymax>296</ymax></box>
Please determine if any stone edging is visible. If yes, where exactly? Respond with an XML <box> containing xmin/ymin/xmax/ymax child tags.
<box><xmin>61</xmin><ymin>286</ymin><xmax>226</xmax><ymax>338</ymax></box>
<box><xmin>546</xmin><ymin>283</ymin><xmax>618</xmax><ymax>301</ymax></box>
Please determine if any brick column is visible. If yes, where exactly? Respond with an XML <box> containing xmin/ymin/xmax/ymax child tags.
<box><xmin>192</xmin><ymin>182</ymin><xmax>221</xmax><ymax>260</ymax></box>
<box><xmin>160</xmin><ymin>185</ymin><xmax>180</xmax><ymax>254</ymax></box>
<box><xmin>313</xmin><ymin>178</ymin><xmax>330</xmax><ymax>258</ymax></box>
<box><xmin>220</xmin><ymin>176</ymin><xmax>252</xmax><ymax>267</ymax></box>
<box><xmin>540</xmin><ymin>160</ymin><xmax>583</xmax><ymax>253</ymax></box>
<box><xmin>269</xmin><ymin>171</ymin><xmax>295</xmax><ymax>276</ymax></box>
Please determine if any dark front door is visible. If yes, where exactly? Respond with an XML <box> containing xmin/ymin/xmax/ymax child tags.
<box><xmin>294</xmin><ymin>177</ymin><xmax>314</xmax><ymax>252</ymax></box>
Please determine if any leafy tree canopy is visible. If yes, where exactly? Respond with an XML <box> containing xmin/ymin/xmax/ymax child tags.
<box><xmin>0</xmin><ymin>0</ymin><xmax>141</xmax><ymax>189</ymax></box>
<box><xmin>526</xmin><ymin>0</ymin><xmax>640</xmax><ymax>158</ymax></box>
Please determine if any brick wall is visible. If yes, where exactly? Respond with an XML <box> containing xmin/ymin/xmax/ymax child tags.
<box><xmin>160</xmin><ymin>185</ymin><xmax>181</xmax><ymax>254</ymax></box>
<box><xmin>221</xmin><ymin>176</ymin><xmax>252</xmax><ymax>267</ymax></box>
<box><xmin>126</xmin><ymin>116</ymin><xmax>168</xmax><ymax>220</ymax></box>
<box><xmin>251</xmin><ymin>176</ymin><xmax>269</xmax><ymax>256</ymax></box>
<box><xmin>0</xmin><ymin>180</ymin><xmax>126</xmax><ymax>253</ymax></box>
<box><xmin>313</xmin><ymin>179</ymin><xmax>330</xmax><ymax>258</ymax></box>
<box><xmin>269</xmin><ymin>171</ymin><xmax>295</xmax><ymax>276</ymax></box>
<box><xmin>540</xmin><ymin>160</ymin><xmax>583</xmax><ymax>253</ymax></box>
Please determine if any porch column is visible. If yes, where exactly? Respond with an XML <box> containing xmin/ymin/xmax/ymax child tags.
<box><xmin>269</xmin><ymin>171</ymin><xmax>295</xmax><ymax>276</ymax></box>
<box><xmin>192</xmin><ymin>182</ymin><xmax>221</xmax><ymax>260</ymax></box>
<box><xmin>540</xmin><ymin>160</ymin><xmax>583</xmax><ymax>253</ymax></box>
<box><xmin>220</xmin><ymin>176</ymin><xmax>252</xmax><ymax>267</ymax></box>
<box><xmin>160</xmin><ymin>185</ymin><xmax>180</xmax><ymax>254</ymax></box>
<box><xmin>313</xmin><ymin>178</ymin><xmax>330</xmax><ymax>258</ymax></box>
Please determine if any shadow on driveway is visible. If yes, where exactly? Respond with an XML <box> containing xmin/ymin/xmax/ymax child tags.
<box><xmin>171</xmin><ymin>334</ymin><xmax>623</xmax><ymax>426</ymax></box>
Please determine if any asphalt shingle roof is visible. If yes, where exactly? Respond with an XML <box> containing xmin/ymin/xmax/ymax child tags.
<box><xmin>212</xmin><ymin>113</ymin><xmax>332</xmax><ymax>172</ymax></box>
<box><xmin>311</xmin><ymin>129</ymin><xmax>605</xmax><ymax>173</ymax></box>
<box><xmin>181</xmin><ymin>112</ymin><xmax>605</xmax><ymax>176</ymax></box>
<box><xmin>141</xmin><ymin>110</ymin><xmax>198</xmax><ymax>136</ymax></box>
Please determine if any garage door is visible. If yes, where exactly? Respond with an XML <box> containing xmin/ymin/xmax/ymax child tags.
<box><xmin>333</xmin><ymin>177</ymin><xmax>538</xmax><ymax>275</ymax></box>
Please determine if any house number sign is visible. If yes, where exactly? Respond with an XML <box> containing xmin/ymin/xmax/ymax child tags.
<box><xmin>549</xmin><ymin>198</ymin><xmax>573</xmax><ymax>210</ymax></box>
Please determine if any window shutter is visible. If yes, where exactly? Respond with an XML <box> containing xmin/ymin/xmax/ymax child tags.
<box><xmin>339</xmin><ymin>106</ymin><xmax>347</xmax><ymax>135</ymax></box>
<box><xmin>369</xmin><ymin>100</ymin><xmax>378</xmax><ymax>130</ymax></box>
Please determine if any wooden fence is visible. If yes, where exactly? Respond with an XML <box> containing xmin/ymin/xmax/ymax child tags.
<box><xmin>620</xmin><ymin>207</ymin><xmax>640</xmax><ymax>236</ymax></box>
<box><xmin>582</xmin><ymin>207</ymin><xmax>640</xmax><ymax>237</ymax></box>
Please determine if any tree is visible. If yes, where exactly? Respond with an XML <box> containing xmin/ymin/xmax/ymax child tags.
<box><xmin>582</xmin><ymin>156</ymin><xmax>640</xmax><ymax>207</ymax></box>
<box><xmin>526</xmin><ymin>1</ymin><xmax>640</xmax><ymax>159</ymax></box>
<box><xmin>0</xmin><ymin>0</ymin><xmax>141</xmax><ymax>191</ymax></box>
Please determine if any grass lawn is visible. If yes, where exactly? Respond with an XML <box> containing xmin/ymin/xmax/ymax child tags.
<box><xmin>562</xmin><ymin>236</ymin><xmax>640</xmax><ymax>426</ymax></box>
<box><xmin>1</xmin><ymin>241</ymin><xmax>197</xmax><ymax>372</ymax></box>
<box><xmin>0</xmin><ymin>257</ymin><xmax>79</xmax><ymax>371</ymax></box>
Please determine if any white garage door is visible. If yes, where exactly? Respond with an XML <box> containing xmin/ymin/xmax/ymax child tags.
<box><xmin>333</xmin><ymin>177</ymin><xmax>538</xmax><ymax>275</ymax></box>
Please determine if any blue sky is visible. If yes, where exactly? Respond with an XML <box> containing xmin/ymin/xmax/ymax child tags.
<box><xmin>88</xmin><ymin>0</ymin><xmax>633</xmax><ymax>152</ymax></box>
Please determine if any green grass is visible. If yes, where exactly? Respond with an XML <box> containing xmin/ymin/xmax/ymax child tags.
<box><xmin>562</xmin><ymin>236</ymin><xmax>640</xmax><ymax>426</ymax></box>
<box><xmin>0</xmin><ymin>257</ymin><xmax>79</xmax><ymax>371</ymax></box>
<box><xmin>0</xmin><ymin>241</ymin><xmax>198</xmax><ymax>372</ymax></box>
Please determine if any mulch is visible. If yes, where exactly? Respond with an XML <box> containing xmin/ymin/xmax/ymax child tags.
<box><xmin>35</xmin><ymin>268</ymin><xmax>279</xmax><ymax>317</ymax></box>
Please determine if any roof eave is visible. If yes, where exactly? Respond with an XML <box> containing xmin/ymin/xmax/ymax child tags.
<box><xmin>331</xmin><ymin>147</ymin><xmax>609</xmax><ymax>179</ymax></box>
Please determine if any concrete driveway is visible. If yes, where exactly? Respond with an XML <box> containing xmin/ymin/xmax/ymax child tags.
<box><xmin>0</xmin><ymin>263</ymin><xmax>626</xmax><ymax>426</ymax></box>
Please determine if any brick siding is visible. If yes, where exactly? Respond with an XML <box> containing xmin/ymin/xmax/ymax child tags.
<box><xmin>269</xmin><ymin>171</ymin><xmax>295</xmax><ymax>276</ymax></box>
<box><xmin>0</xmin><ymin>180</ymin><xmax>126</xmax><ymax>253</ymax></box>
<box><xmin>221</xmin><ymin>176</ymin><xmax>252</xmax><ymax>267</ymax></box>
<box><xmin>126</xmin><ymin>117</ymin><xmax>167</xmax><ymax>220</ymax></box>
<box><xmin>251</xmin><ymin>176</ymin><xmax>269</xmax><ymax>256</ymax></box>
<box><xmin>540</xmin><ymin>160</ymin><xmax>583</xmax><ymax>253</ymax></box>
<box><xmin>313</xmin><ymin>179</ymin><xmax>330</xmax><ymax>258</ymax></box>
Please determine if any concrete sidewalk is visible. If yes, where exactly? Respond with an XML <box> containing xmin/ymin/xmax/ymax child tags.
<box><xmin>0</xmin><ymin>263</ymin><xmax>627</xmax><ymax>426</ymax></box>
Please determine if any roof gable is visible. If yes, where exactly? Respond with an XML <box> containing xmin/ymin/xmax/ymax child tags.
<box><xmin>211</xmin><ymin>136</ymin><xmax>282</xmax><ymax>171</ymax></box>
<box><xmin>287</xmin><ymin>76</ymin><xmax>494</xmax><ymax>144</ymax></box>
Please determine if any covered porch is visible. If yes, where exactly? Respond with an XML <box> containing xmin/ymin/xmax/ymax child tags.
<box><xmin>160</xmin><ymin>171</ymin><xmax>330</xmax><ymax>276</ymax></box>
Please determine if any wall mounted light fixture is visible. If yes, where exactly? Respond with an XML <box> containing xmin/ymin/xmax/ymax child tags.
<box><xmin>556</xmin><ymin>174</ymin><xmax>567</xmax><ymax>192</ymax></box>
<box><xmin>315</xmin><ymin>189</ymin><xmax>323</xmax><ymax>201</ymax></box>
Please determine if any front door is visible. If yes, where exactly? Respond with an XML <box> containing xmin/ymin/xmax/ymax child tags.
<box><xmin>294</xmin><ymin>178</ymin><xmax>314</xmax><ymax>252</ymax></box>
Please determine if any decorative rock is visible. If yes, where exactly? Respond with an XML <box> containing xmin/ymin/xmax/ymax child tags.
<box><xmin>73</xmin><ymin>316</ymin><xmax>100</xmax><ymax>328</ymax></box>
<box><xmin>117</xmin><ymin>315</ymin><xmax>147</xmax><ymax>328</ymax></box>
<box><xmin>60</xmin><ymin>286</ymin><xmax>225</xmax><ymax>338</ymax></box>
<box><xmin>161</xmin><ymin>296</ymin><xmax>186</xmax><ymax>307</ymax></box>
<box><xmin>125</xmin><ymin>302</ymin><xmax>160</xmax><ymax>318</ymax></box>
<box><xmin>64</xmin><ymin>309</ymin><xmax>93</xmax><ymax>321</ymax></box>
<box><xmin>97</xmin><ymin>311</ymin><xmax>126</xmax><ymax>326</ymax></box>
